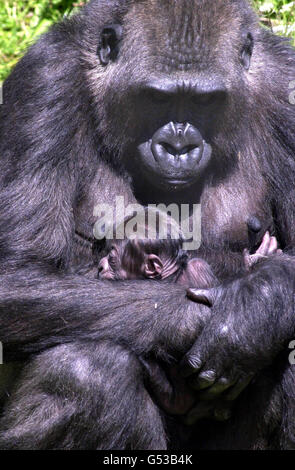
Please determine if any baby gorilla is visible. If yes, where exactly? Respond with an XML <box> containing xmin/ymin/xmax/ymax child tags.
<box><xmin>98</xmin><ymin>222</ymin><xmax>279</xmax><ymax>301</ymax></box>
<box><xmin>98</xmin><ymin>232</ymin><xmax>217</xmax><ymax>288</ymax></box>
<box><xmin>0</xmin><ymin>210</ymin><xmax>279</xmax><ymax>450</ymax></box>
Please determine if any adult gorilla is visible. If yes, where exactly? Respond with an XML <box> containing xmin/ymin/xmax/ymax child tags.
<box><xmin>0</xmin><ymin>0</ymin><xmax>295</xmax><ymax>449</ymax></box>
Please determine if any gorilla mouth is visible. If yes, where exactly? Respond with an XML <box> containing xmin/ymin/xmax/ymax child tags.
<box><xmin>137</xmin><ymin>139</ymin><xmax>212</xmax><ymax>190</ymax></box>
<box><xmin>160</xmin><ymin>176</ymin><xmax>200</xmax><ymax>187</ymax></box>
<box><xmin>134</xmin><ymin>122</ymin><xmax>212</xmax><ymax>191</ymax></box>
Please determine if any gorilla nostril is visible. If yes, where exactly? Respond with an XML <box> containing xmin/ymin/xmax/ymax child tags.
<box><xmin>160</xmin><ymin>142</ymin><xmax>177</xmax><ymax>156</ymax></box>
<box><xmin>181</xmin><ymin>144</ymin><xmax>199</xmax><ymax>154</ymax></box>
<box><xmin>160</xmin><ymin>142</ymin><xmax>199</xmax><ymax>157</ymax></box>
<box><xmin>151</xmin><ymin>122</ymin><xmax>206</xmax><ymax>168</ymax></box>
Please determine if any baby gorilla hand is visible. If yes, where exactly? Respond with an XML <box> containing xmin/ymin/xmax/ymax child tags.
<box><xmin>243</xmin><ymin>231</ymin><xmax>282</xmax><ymax>270</ymax></box>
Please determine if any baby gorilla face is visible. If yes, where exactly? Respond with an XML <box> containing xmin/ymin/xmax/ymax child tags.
<box><xmin>98</xmin><ymin>240</ymin><xmax>171</xmax><ymax>281</ymax></box>
<box><xmin>98</xmin><ymin>243</ymin><xmax>146</xmax><ymax>280</ymax></box>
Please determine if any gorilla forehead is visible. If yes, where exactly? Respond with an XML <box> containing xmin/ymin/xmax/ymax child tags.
<box><xmin>121</xmin><ymin>0</ymin><xmax>253</xmax><ymax>72</ymax></box>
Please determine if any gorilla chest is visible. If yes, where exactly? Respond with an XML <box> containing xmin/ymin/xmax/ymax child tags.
<box><xmin>200</xmin><ymin>170</ymin><xmax>272</xmax><ymax>250</ymax></box>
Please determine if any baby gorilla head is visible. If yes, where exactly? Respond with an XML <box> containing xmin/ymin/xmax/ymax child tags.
<box><xmin>98</xmin><ymin>207</ymin><xmax>217</xmax><ymax>288</ymax></box>
<box><xmin>98</xmin><ymin>208</ymin><xmax>281</xmax><ymax>295</ymax></box>
<box><xmin>98</xmin><ymin>215</ymin><xmax>188</xmax><ymax>281</ymax></box>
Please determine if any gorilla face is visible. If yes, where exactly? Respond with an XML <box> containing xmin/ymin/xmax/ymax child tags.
<box><xmin>133</xmin><ymin>80</ymin><xmax>226</xmax><ymax>190</ymax></box>
<box><xmin>116</xmin><ymin>75</ymin><xmax>229</xmax><ymax>193</ymax></box>
<box><xmin>96</xmin><ymin>0</ymin><xmax>254</xmax><ymax>193</ymax></box>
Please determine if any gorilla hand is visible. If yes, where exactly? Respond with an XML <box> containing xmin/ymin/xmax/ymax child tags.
<box><xmin>182</xmin><ymin>286</ymin><xmax>255</xmax><ymax>401</ymax></box>
<box><xmin>141</xmin><ymin>357</ymin><xmax>234</xmax><ymax>424</ymax></box>
<box><xmin>180</xmin><ymin>256</ymin><xmax>294</xmax><ymax>423</ymax></box>
<box><xmin>140</xmin><ymin>359</ymin><xmax>196</xmax><ymax>415</ymax></box>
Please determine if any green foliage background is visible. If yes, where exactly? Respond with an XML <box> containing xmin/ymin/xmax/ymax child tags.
<box><xmin>0</xmin><ymin>0</ymin><xmax>295</xmax><ymax>81</ymax></box>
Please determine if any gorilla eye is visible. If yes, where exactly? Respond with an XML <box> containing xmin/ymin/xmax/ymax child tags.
<box><xmin>241</xmin><ymin>33</ymin><xmax>254</xmax><ymax>70</ymax></box>
<box><xmin>193</xmin><ymin>91</ymin><xmax>226</xmax><ymax>106</ymax></box>
<box><xmin>144</xmin><ymin>89</ymin><xmax>171</xmax><ymax>104</ymax></box>
<box><xmin>98</xmin><ymin>24</ymin><xmax>123</xmax><ymax>66</ymax></box>
<box><xmin>195</xmin><ymin>94</ymin><xmax>214</xmax><ymax>105</ymax></box>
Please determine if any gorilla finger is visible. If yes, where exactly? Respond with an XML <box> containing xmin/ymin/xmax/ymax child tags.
<box><xmin>139</xmin><ymin>357</ymin><xmax>173</xmax><ymax>396</ymax></box>
<box><xmin>182</xmin><ymin>402</ymin><xmax>215</xmax><ymax>426</ymax></box>
<box><xmin>224</xmin><ymin>374</ymin><xmax>254</xmax><ymax>401</ymax></box>
<box><xmin>189</xmin><ymin>370</ymin><xmax>216</xmax><ymax>390</ymax></box>
<box><xmin>197</xmin><ymin>376</ymin><xmax>236</xmax><ymax>401</ymax></box>
<box><xmin>243</xmin><ymin>249</ymin><xmax>252</xmax><ymax>271</ymax></box>
<box><xmin>180</xmin><ymin>353</ymin><xmax>204</xmax><ymax>378</ymax></box>
<box><xmin>268</xmin><ymin>236</ymin><xmax>278</xmax><ymax>255</ymax></box>
<box><xmin>243</xmin><ymin>248</ymin><xmax>250</xmax><ymax>260</ymax></box>
<box><xmin>186</xmin><ymin>288</ymin><xmax>216</xmax><ymax>307</ymax></box>
<box><xmin>256</xmin><ymin>231</ymin><xmax>270</xmax><ymax>256</ymax></box>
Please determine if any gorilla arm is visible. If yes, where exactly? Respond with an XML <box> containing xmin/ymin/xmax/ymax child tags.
<box><xmin>182</xmin><ymin>253</ymin><xmax>295</xmax><ymax>415</ymax></box>
<box><xmin>0</xmin><ymin>271</ymin><xmax>210</xmax><ymax>362</ymax></box>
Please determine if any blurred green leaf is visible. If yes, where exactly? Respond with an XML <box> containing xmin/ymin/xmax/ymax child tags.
<box><xmin>0</xmin><ymin>0</ymin><xmax>83</xmax><ymax>81</ymax></box>
<box><xmin>259</xmin><ymin>2</ymin><xmax>275</xmax><ymax>13</ymax></box>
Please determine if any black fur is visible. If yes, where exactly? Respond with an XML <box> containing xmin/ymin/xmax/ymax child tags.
<box><xmin>0</xmin><ymin>0</ymin><xmax>295</xmax><ymax>449</ymax></box>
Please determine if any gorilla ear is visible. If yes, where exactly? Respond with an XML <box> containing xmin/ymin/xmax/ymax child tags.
<box><xmin>240</xmin><ymin>33</ymin><xmax>254</xmax><ymax>70</ymax></box>
<box><xmin>98</xmin><ymin>24</ymin><xmax>123</xmax><ymax>66</ymax></box>
<box><xmin>144</xmin><ymin>254</ymin><xmax>164</xmax><ymax>279</ymax></box>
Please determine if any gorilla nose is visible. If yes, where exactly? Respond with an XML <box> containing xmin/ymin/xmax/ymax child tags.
<box><xmin>151</xmin><ymin>122</ymin><xmax>204</xmax><ymax>171</ymax></box>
